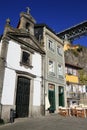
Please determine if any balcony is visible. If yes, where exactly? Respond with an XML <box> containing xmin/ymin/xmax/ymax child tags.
<box><xmin>67</xmin><ymin>92</ymin><xmax>80</xmax><ymax>99</ymax></box>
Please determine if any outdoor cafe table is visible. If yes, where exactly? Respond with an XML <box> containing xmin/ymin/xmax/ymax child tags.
<box><xmin>58</xmin><ymin>107</ymin><xmax>87</xmax><ymax>118</ymax></box>
<box><xmin>83</xmin><ymin>107</ymin><xmax>87</xmax><ymax>117</ymax></box>
<box><xmin>68</xmin><ymin>107</ymin><xmax>87</xmax><ymax>118</ymax></box>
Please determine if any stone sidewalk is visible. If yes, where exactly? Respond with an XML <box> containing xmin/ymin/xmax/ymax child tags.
<box><xmin>0</xmin><ymin>114</ymin><xmax>87</xmax><ymax>130</ymax></box>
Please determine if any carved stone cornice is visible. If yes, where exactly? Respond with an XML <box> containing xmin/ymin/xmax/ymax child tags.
<box><xmin>7</xmin><ymin>33</ymin><xmax>45</xmax><ymax>55</ymax></box>
<box><xmin>2</xmin><ymin>36</ymin><xmax>10</xmax><ymax>43</ymax></box>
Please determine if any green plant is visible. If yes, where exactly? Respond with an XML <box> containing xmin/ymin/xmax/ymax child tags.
<box><xmin>71</xmin><ymin>49</ymin><xmax>79</xmax><ymax>57</ymax></box>
<box><xmin>78</xmin><ymin>69</ymin><xmax>87</xmax><ymax>84</ymax></box>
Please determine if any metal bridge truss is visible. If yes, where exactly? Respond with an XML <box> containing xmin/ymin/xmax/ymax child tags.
<box><xmin>57</xmin><ymin>21</ymin><xmax>87</xmax><ymax>41</ymax></box>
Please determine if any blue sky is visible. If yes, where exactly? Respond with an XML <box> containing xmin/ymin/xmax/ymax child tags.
<box><xmin>0</xmin><ymin>0</ymin><xmax>87</xmax><ymax>47</ymax></box>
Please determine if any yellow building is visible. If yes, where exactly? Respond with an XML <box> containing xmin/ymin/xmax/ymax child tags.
<box><xmin>64</xmin><ymin>41</ymin><xmax>71</xmax><ymax>51</ymax></box>
<box><xmin>64</xmin><ymin>40</ymin><xmax>79</xmax><ymax>51</ymax></box>
<box><xmin>65</xmin><ymin>63</ymin><xmax>82</xmax><ymax>107</ymax></box>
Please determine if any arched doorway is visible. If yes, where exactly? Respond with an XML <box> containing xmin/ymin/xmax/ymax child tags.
<box><xmin>48</xmin><ymin>84</ymin><xmax>55</xmax><ymax>113</ymax></box>
<box><xmin>16</xmin><ymin>76</ymin><xmax>30</xmax><ymax>117</ymax></box>
<box><xmin>59</xmin><ymin>86</ymin><xmax>64</xmax><ymax>107</ymax></box>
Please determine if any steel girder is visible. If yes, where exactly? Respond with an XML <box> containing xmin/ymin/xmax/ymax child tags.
<box><xmin>57</xmin><ymin>21</ymin><xmax>87</xmax><ymax>41</ymax></box>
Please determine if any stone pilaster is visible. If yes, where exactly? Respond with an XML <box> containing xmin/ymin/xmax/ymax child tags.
<box><xmin>0</xmin><ymin>37</ymin><xmax>9</xmax><ymax>117</ymax></box>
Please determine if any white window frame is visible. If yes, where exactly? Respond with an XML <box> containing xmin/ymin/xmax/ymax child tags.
<box><xmin>48</xmin><ymin>39</ymin><xmax>55</xmax><ymax>52</ymax></box>
<box><xmin>67</xmin><ymin>67</ymin><xmax>73</xmax><ymax>75</ymax></box>
<box><xmin>48</xmin><ymin>59</ymin><xmax>55</xmax><ymax>75</ymax></box>
<box><xmin>57</xmin><ymin>46</ymin><xmax>62</xmax><ymax>56</ymax></box>
<box><xmin>72</xmin><ymin>69</ymin><xmax>77</xmax><ymax>76</ymax></box>
<box><xmin>58</xmin><ymin>64</ymin><xmax>63</xmax><ymax>78</ymax></box>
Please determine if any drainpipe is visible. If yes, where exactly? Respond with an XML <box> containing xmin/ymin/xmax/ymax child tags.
<box><xmin>41</xmin><ymin>54</ymin><xmax>45</xmax><ymax>115</ymax></box>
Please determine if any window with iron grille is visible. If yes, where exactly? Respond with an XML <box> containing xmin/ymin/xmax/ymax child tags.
<box><xmin>21</xmin><ymin>50</ymin><xmax>33</xmax><ymax>68</ymax></box>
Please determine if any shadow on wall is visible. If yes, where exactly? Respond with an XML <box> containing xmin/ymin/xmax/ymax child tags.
<box><xmin>0</xmin><ymin>118</ymin><xmax>5</xmax><ymax>125</ymax></box>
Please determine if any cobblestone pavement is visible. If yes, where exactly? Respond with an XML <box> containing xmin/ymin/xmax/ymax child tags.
<box><xmin>0</xmin><ymin>114</ymin><xmax>87</xmax><ymax>130</ymax></box>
